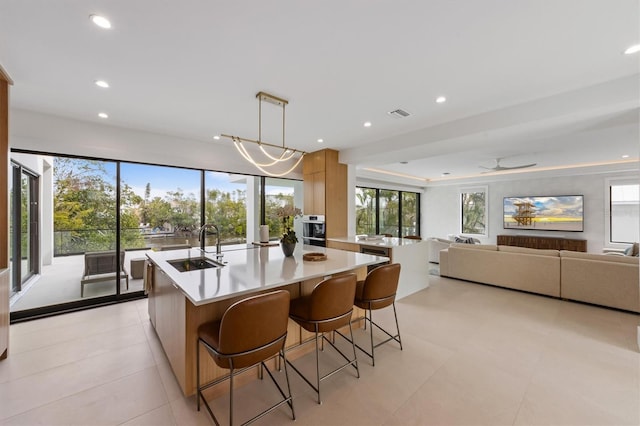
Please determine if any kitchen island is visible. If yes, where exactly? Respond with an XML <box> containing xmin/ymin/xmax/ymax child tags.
<box><xmin>327</xmin><ymin>236</ymin><xmax>429</xmax><ymax>299</ymax></box>
<box><xmin>146</xmin><ymin>244</ymin><xmax>387</xmax><ymax>396</ymax></box>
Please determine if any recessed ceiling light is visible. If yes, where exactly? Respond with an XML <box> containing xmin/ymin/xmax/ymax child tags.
<box><xmin>622</xmin><ymin>154</ymin><xmax>630</xmax><ymax>158</ymax></box>
<box><xmin>400</xmin><ymin>161</ymin><xmax>408</xmax><ymax>164</ymax></box>
<box><xmin>89</xmin><ymin>14</ymin><xmax>111</xmax><ymax>29</ymax></box>
<box><xmin>95</xmin><ymin>80</ymin><xmax>109</xmax><ymax>88</ymax></box>
<box><xmin>98</xmin><ymin>112</ymin><xmax>108</xmax><ymax>119</ymax></box>
<box><xmin>213</xmin><ymin>135</ymin><xmax>220</xmax><ymax>140</ymax></box>
<box><xmin>436</xmin><ymin>96</ymin><xmax>447</xmax><ymax>103</ymax></box>
<box><xmin>363</xmin><ymin>121</ymin><xmax>372</xmax><ymax>128</ymax></box>
<box><xmin>624</xmin><ymin>44</ymin><xmax>640</xmax><ymax>55</ymax></box>
<box><xmin>317</xmin><ymin>138</ymin><xmax>324</xmax><ymax>143</ymax></box>
<box><xmin>441</xmin><ymin>172</ymin><xmax>450</xmax><ymax>176</ymax></box>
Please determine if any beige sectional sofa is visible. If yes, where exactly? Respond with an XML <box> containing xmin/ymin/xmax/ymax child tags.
<box><xmin>560</xmin><ymin>251</ymin><xmax>639</xmax><ymax>313</ymax></box>
<box><xmin>439</xmin><ymin>243</ymin><xmax>639</xmax><ymax>312</ymax></box>
<box><xmin>440</xmin><ymin>244</ymin><xmax>561</xmax><ymax>296</ymax></box>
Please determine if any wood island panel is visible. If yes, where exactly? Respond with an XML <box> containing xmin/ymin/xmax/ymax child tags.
<box><xmin>497</xmin><ymin>234</ymin><xmax>587</xmax><ymax>252</ymax></box>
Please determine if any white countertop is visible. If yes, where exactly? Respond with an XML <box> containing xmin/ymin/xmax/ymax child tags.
<box><xmin>327</xmin><ymin>235</ymin><xmax>425</xmax><ymax>248</ymax></box>
<box><xmin>147</xmin><ymin>245</ymin><xmax>388</xmax><ymax>306</ymax></box>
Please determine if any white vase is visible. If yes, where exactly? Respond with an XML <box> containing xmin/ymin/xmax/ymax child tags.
<box><xmin>259</xmin><ymin>225</ymin><xmax>269</xmax><ymax>243</ymax></box>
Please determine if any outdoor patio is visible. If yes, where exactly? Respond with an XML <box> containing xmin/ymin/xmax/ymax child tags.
<box><xmin>10</xmin><ymin>250</ymin><xmax>150</xmax><ymax>312</ymax></box>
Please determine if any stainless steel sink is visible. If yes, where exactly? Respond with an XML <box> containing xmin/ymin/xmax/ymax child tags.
<box><xmin>167</xmin><ymin>257</ymin><xmax>224</xmax><ymax>272</ymax></box>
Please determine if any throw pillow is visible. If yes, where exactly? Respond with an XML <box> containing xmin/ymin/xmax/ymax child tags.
<box><xmin>624</xmin><ymin>245</ymin><xmax>634</xmax><ymax>256</ymax></box>
<box><xmin>633</xmin><ymin>242</ymin><xmax>639</xmax><ymax>257</ymax></box>
<box><xmin>454</xmin><ymin>236</ymin><xmax>474</xmax><ymax>244</ymax></box>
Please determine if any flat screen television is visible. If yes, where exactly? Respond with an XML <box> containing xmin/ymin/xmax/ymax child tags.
<box><xmin>503</xmin><ymin>195</ymin><xmax>584</xmax><ymax>232</ymax></box>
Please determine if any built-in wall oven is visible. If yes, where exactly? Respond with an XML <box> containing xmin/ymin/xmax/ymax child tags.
<box><xmin>302</xmin><ymin>215</ymin><xmax>326</xmax><ymax>247</ymax></box>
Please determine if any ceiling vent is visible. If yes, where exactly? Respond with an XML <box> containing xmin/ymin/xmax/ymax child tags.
<box><xmin>387</xmin><ymin>108</ymin><xmax>411</xmax><ymax>119</ymax></box>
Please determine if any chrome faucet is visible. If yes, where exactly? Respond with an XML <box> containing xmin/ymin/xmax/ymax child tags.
<box><xmin>199</xmin><ymin>223</ymin><xmax>222</xmax><ymax>258</ymax></box>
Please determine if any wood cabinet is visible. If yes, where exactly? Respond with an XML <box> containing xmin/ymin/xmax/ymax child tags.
<box><xmin>303</xmin><ymin>149</ymin><xmax>347</xmax><ymax>238</ymax></box>
<box><xmin>0</xmin><ymin>269</ymin><xmax>8</xmax><ymax>359</ymax></box>
<box><xmin>152</xmin><ymin>265</ymin><xmax>187</xmax><ymax>390</ymax></box>
<box><xmin>497</xmin><ymin>235</ymin><xmax>587</xmax><ymax>252</ymax></box>
<box><xmin>1</xmin><ymin>66</ymin><xmax>12</xmax><ymax>361</ymax></box>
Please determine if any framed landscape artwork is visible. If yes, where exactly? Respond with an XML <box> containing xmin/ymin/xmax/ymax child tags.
<box><xmin>503</xmin><ymin>195</ymin><xmax>584</xmax><ymax>232</ymax></box>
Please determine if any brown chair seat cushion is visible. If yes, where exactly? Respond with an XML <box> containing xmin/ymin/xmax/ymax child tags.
<box><xmin>199</xmin><ymin>290</ymin><xmax>290</xmax><ymax>369</ymax></box>
<box><xmin>289</xmin><ymin>274</ymin><xmax>356</xmax><ymax>333</ymax></box>
<box><xmin>354</xmin><ymin>263</ymin><xmax>401</xmax><ymax>310</ymax></box>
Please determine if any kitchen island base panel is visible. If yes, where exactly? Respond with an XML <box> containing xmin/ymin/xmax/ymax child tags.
<box><xmin>150</xmin><ymin>265</ymin><xmax>368</xmax><ymax>397</ymax></box>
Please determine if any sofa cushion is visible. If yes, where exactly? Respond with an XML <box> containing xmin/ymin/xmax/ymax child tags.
<box><xmin>498</xmin><ymin>245</ymin><xmax>559</xmax><ymax>257</ymax></box>
<box><xmin>450</xmin><ymin>243</ymin><xmax>498</xmax><ymax>251</ymax></box>
<box><xmin>560</xmin><ymin>250</ymin><xmax>639</xmax><ymax>265</ymax></box>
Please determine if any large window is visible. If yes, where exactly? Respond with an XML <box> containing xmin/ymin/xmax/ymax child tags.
<box><xmin>460</xmin><ymin>187</ymin><xmax>487</xmax><ymax>235</ymax></box>
<box><xmin>10</xmin><ymin>150</ymin><xmax>301</xmax><ymax>321</ymax></box>
<box><xmin>264</xmin><ymin>178</ymin><xmax>303</xmax><ymax>240</ymax></box>
<box><xmin>205</xmin><ymin>172</ymin><xmax>248</xmax><ymax>245</ymax></box>
<box><xmin>120</xmin><ymin>163</ymin><xmax>202</xmax><ymax>254</ymax></box>
<box><xmin>356</xmin><ymin>187</ymin><xmax>420</xmax><ymax>237</ymax></box>
<box><xmin>356</xmin><ymin>188</ymin><xmax>377</xmax><ymax>236</ymax></box>
<box><xmin>610</xmin><ymin>182</ymin><xmax>639</xmax><ymax>243</ymax></box>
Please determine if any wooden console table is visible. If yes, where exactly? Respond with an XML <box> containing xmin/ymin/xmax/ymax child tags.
<box><xmin>497</xmin><ymin>235</ymin><xmax>587</xmax><ymax>252</ymax></box>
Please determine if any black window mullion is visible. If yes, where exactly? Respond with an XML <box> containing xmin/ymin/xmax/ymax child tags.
<box><xmin>398</xmin><ymin>191</ymin><xmax>403</xmax><ymax>237</ymax></box>
<box><xmin>115</xmin><ymin>162</ymin><xmax>121</xmax><ymax>297</ymax></box>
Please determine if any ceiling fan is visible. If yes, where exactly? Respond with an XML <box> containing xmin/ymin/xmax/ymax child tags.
<box><xmin>480</xmin><ymin>158</ymin><xmax>537</xmax><ymax>172</ymax></box>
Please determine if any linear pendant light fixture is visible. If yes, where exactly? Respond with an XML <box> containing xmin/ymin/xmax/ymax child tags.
<box><xmin>221</xmin><ymin>92</ymin><xmax>306</xmax><ymax>177</ymax></box>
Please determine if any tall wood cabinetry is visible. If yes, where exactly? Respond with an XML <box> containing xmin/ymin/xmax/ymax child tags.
<box><xmin>303</xmin><ymin>149</ymin><xmax>347</xmax><ymax>238</ymax></box>
<box><xmin>1</xmin><ymin>65</ymin><xmax>13</xmax><ymax>360</ymax></box>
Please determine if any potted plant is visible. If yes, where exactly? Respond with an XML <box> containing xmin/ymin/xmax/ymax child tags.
<box><xmin>276</xmin><ymin>204</ymin><xmax>302</xmax><ymax>256</ymax></box>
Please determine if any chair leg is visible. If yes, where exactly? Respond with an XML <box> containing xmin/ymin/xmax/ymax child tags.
<box><xmin>369</xmin><ymin>308</ymin><xmax>375</xmax><ymax>366</ymax></box>
<box><xmin>349</xmin><ymin>320</ymin><xmax>360</xmax><ymax>378</ymax></box>
<box><xmin>393</xmin><ymin>301</ymin><xmax>403</xmax><ymax>351</ymax></box>
<box><xmin>280</xmin><ymin>350</ymin><xmax>296</xmax><ymax>420</ymax></box>
<box><xmin>315</xmin><ymin>327</ymin><xmax>322</xmax><ymax>404</ymax></box>
<box><xmin>229</xmin><ymin>364</ymin><xmax>234</xmax><ymax>426</ymax></box>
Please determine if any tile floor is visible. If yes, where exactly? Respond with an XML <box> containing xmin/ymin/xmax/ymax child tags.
<box><xmin>0</xmin><ymin>275</ymin><xmax>638</xmax><ymax>425</ymax></box>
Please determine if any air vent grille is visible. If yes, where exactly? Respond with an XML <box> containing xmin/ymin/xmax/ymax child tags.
<box><xmin>387</xmin><ymin>108</ymin><xmax>411</xmax><ymax>119</ymax></box>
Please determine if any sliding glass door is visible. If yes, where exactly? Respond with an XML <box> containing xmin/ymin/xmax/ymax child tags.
<box><xmin>9</xmin><ymin>162</ymin><xmax>39</xmax><ymax>296</ymax></box>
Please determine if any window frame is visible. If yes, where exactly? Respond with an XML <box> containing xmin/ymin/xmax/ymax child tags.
<box><xmin>355</xmin><ymin>186</ymin><xmax>421</xmax><ymax>237</ymax></box>
<box><xmin>459</xmin><ymin>186</ymin><xmax>488</xmax><ymax>237</ymax></box>
<box><xmin>605</xmin><ymin>177</ymin><xmax>639</xmax><ymax>246</ymax></box>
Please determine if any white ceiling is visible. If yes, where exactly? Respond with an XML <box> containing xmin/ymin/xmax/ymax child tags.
<box><xmin>1</xmin><ymin>0</ymin><xmax>638</xmax><ymax>185</ymax></box>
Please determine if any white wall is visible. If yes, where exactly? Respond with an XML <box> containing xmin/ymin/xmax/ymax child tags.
<box><xmin>423</xmin><ymin>171</ymin><xmax>639</xmax><ymax>252</ymax></box>
<box><xmin>9</xmin><ymin>110</ymin><xmax>303</xmax><ymax>180</ymax></box>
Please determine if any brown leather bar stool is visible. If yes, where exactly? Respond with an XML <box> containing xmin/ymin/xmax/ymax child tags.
<box><xmin>286</xmin><ymin>274</ymin><xmax>359</xmax><ymax>404</ymax></box>
<box><xmin>351</xmin><ymin>263</ymin><xmax>402</xmax><ymax>366</ymax></box>
<box><xmin>196</xmin><ymin>290</ymin><xmax>295</xmax><ymax>426</ymax></box>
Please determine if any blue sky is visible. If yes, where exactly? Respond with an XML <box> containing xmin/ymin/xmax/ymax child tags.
<box><xmin>119</xmin><ymin>163</ymin><xmax>294</xmax><ymax>199</ymax></box>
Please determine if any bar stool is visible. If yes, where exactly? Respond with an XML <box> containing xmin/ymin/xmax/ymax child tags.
<box><xmin>351</xmin><ymin>263</ymin><xmax>402</xmax><ymax>366</ymax></box>
<box><xmin>286</xmin><ymin>274</ymin><xmax>359</xmax><ymax>404</ymax></box>
<box><xmin>196</xmin><ymin>290</ymin><xmax>295</xmax><ymax>426</ymax></box>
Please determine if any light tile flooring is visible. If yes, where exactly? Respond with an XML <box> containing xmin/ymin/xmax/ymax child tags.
<box><xmin>1</xmin><ymin>275</ymin><xmax>639</xmax><ymax>425</ymax></box>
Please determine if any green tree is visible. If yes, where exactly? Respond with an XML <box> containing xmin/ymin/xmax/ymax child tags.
<box><xmin>462</xmin><ymin>192</ymin><xmax>486</xmax><ymax>234</ymax></box>
<box><xmin>53</xmin><ymin>158</ymin><xmax>145</xmax><ymax>253</ymax></box>
<box><xmin>146</xmin><ymin>197</ymin><xmax>174</xmax><ymax>229</ymax></box>
<box><xmin>206</xmin><ymin>188</ymin><xmax>247</xmax><ymax>243</ymax></box>
<box><xmin>356</xmin><ymin>188</ymin><xmax>376</xmax><ymax>235</ymax></box>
